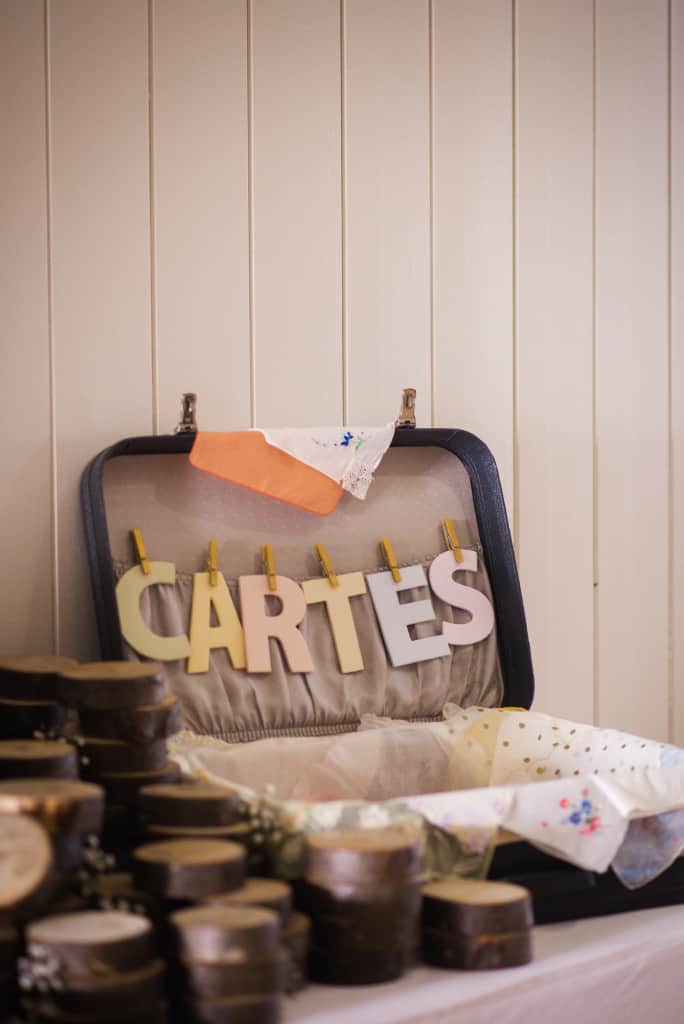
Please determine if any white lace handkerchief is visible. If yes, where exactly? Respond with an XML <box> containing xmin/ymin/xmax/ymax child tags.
<box><xmin>258</xmin><ymin>422</ymin><xmax>395</xmax><ymax>499</ymax></box>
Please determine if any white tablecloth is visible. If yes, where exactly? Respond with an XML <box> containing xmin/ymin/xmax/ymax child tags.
<box><xmin>285</xmin><ymin>905</ymin><xmax>684</xmax><ymax>1024</ymax></box>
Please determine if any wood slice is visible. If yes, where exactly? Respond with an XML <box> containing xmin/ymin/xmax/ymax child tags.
<box><xmin>0</xmin><ymin>779</ymin><xmax>104</xmax><ymax>836</ymax></box>
<box><xmin>308</xmin><ymin>944</ymin><xmax>411</xmax><ymax>986</ymax></box>
<box><xmin>421</xmin><ymin>878</ymin><xmax>534</xmax><ymax>935</ymax></box>
<box><xmin>422</xmin><ymin>926</ymin><xmax>533</xmax><ymax>970</ymax></box>
<box><xmin>57</xmin><ymin>663</ymin><xmax>167</xmax><ymax>711</ymax></box>
<box><xmin>181</xmin><ymin>952</ymin><xmax>286</xmax><ymax>999</ymax></box>
<box><xmin>78</xmin><ymin>695</ymin><xmax>182</xmax><ymax>743</ymax></box>
<box><xmin>204</xmin><ymin>879</ymin><xmax>292</xmax><ymax>921</ymax></box>
<box><xmin>169</xmin><ymin>905</ymin><xmax>280</xmax><ymax>963</ymax></box>
<box><xmin>280</xmin><ymin>913</ymin><xmax>309</xmax><ymax>994</ymax></box>
<box><xmin>133</xmin><ymin>840</ymin><xmax>246</xmax><ymax>901</ymax></box>
<box><xmin>186</xmin><ymin>994</ymin><xmax>280</xmax><ymax>1024</ymax></box>
<box><xmin>0</xmin><ymin>698</ymin><xmax>66</xmax><ymax>739</ymax></box>
<box><xmin>97</xmin><ymin>761</ymin><xmax>181</xmax><ymax>805</ymax></box>
<box><xmin>80</xmin><ymin>737</ymin><xmax>168</xmax><ymax>775</ymax></box>
<box><xmin>0</xmin><ymin>815</ymin><xmax>54</xmax><ymax>920</ymax></box>
<box><xmin>0</xmin><ymin>740</ymin><xmax>78</xmax><ymax>780</ymax></box>
<box><xmin>305</xmin><ymin>827</ymin><xmax>422</xmax><ymax>890</ymax></box>
<box><xmin>0</xmin><ymin>656</ymin><xmax>79</xmax><ymax>702</ymax></box>
<box><xmin>146</xmin><ymin>823</ymin><xmax>251</xmax><ymax>846</ymax></box>
<box><xmin>301</xmin><ymin>881</ymin><xmax>421</xmax><ymax>955</ymax></box>
<box><xmin>82</xmin><ymin>873</ymin><xmax>164</xmax><ymax>921</ymax></box>
<box><xmin>139</xmin><ymin>783</ymin><xmax>242</xmax><ymax>829</ymax></box>
<box><xmin>26</xmin><ymin>910</ymin><xmax>156</xmax><ymax>981</ymax></box>
<box><xmin>49</xmin><ymin>959</ymin><xmax>166</xmax><ymax>1016</ymax></box>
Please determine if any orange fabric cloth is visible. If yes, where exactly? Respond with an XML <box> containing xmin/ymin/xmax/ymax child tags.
<box><xmin>189</xmin><ymin>431</ymin><xmax>343</xmax><ymax>516</ymax></box>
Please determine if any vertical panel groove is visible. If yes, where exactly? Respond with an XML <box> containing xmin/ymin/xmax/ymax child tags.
<box><xmin>247</xmin><ymin>0</ymin><xmax>256</xmax><ymax>427</ymax></box>
<box><xmin>340</xmin><ymin>0</ymin><xmax>348</xmax><ymax>426</ymax></box>
<box><xmin>51</xmin><ymin>0</ymin><xmax>154</xmax><ymax>658</ymax></box>
<box><xmin>512</xmin><ymin>0</ymin><xmax>519</xmax><ymax>551</ymax></box>
<box><xmin>592</xmin><ymin>0</ymin><xmax>599</xmax><ymax>726</ymax></box>
<box><xmin>428</xmin><ymin>0</ymin><xmax>435</xmax><ymax>428</ymax></box>
<box><xmin>345</xmin><ymin>0</ymin><xmax>430</xmax><ymax>424</ymax></box>
<box><xmin>595</xmin><ymin>0</ymin><xmax>670</xmax><ymax>738</ymax></box>
<box><xmin>45</xmin><ymin>0</ymin><xmax>59</xmax><ymax>654</ymax></box>
<box><xmin>433</xmin><ymin>0</ymin><xmax>513</xmax><ymax>509</ymax></box>
<box><xmin>148</xmin><ymin>0</ymin><xmax>158</xmax><ymax>435</ymax></box>
<box><xmin>252</xmin><ymin>0</ymin><xmax>342</xmax><ymax>426</ymax></box>
<box><xmin>517</xmin><ymin>0</ymin><xmax>594</xmax><ymax>719</ymax></box>
<box><xmin>153</xmin><ymin>0</ymin><xmax>249</xmax><ymax>432</ymax></box>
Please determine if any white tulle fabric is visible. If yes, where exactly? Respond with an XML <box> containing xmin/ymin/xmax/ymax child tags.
<box><xmin>170</xmin><ymin>717</ymin><xmax>457</xmax><ymax>802</ymax></box>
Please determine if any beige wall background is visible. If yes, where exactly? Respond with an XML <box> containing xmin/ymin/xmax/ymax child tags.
<box><xmin>1</xmin><ymin>0</ymin><xmax>682</xmax><ymax>742</ymax></box>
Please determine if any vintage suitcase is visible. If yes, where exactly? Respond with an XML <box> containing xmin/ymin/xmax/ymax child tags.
<box><xmin>81</xmin><ymin>392</ymin><xmax>533</xmax><ymax>723</ymax></box>
<box><xmin>80</xmin><ymin>392</ymin><xmax>684</xmax><ymax>924</ymax></box>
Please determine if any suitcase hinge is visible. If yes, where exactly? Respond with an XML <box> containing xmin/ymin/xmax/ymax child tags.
<box><xmin>174</xmin><ymin>392</ymin><xmax>198</xmax><ymax>434</ymax></box>
<box><xmin>395</xmin><ymin>388</ymin><xmax>416</xmax><ymax>429</ymax></box>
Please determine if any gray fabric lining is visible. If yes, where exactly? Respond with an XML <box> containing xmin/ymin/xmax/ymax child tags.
<box><xmin>105</xmin><ymin>445</ymin><xmax>504</xmax><ymax>740</ymax></box>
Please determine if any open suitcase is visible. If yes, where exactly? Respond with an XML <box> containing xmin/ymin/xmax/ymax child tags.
<box><xmin>80</xmin><ymin>391</ymin><xmax>684</xmax><ymax>925</ymax></box>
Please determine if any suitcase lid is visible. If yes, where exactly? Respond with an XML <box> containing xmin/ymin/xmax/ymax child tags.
<box><xmin>81</xmin><ymin>399</ymin><xmax>533</xmax><ymax>741</ymax></box>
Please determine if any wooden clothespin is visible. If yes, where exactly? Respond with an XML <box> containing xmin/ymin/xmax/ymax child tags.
<box><xmin>131</xmin><ymin>528</ymin><xmax>151</xmax><ymax>575</ymax></box>
<box><xmin>262</xmin><ymin>544</ymin><xmax>277</xmax><ymax>592</ymax></box>
<box><xmin>315</xmin><ymin>543</ymin><xmax>339</xmax><ymax>588</ymax></box>
<box><xmin>207</xmin><ymin>537</ymin><xmax>219</xmax><ymax>587</ymax></box>
<box><xmin>380</xmin><ymin>537</ymin><xmax>402</xmax><ymax>583</ymax></box>
<box><xmin>442</xmin><ymin>518</ymin><xmax>464</xmax><ymax>564</ymax></box>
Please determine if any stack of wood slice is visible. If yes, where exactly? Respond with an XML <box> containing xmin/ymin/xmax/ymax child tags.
<box><xmin>139</xmin><ymin>780</ymin><xmax>273</xmax><ymax>879</ymax></box>
<box><xmin>0</xmin><ymin>656</ymin><xmax>78</xmax><ymax>741</ymax></box>
<box><xmin>205</xmin><ymin>878</ymin><xmax>309</xmax><ymax>994</ymax></box>
<box><xmin>21</xmin><ymin>910</ymin><xmax>167</xmax><ymax>1024</ymax></box>
<box><xmin>302</xmin><ymin>826</ymin><xmax>423</xmax><ymax>985</ymax></box>
<box><xmin>57</xmin><ymin>662</ymin><xmax>182</xmax><ymax>800</ymax></box>
<box><xmin>57</xmin><ymin>662</ymin><xmax>182</xmax><ymax>864</ymax></box>
<box><xmin>169</xmin><ymin>904</ymin><xmax>285</xmax><ymax>1023</ymax></box>
<box><xmin>421</xmin><ymin>878</ymin><xmax>534</xmax><ymax>970</ymax></box>
<box><xmin>137</xmin><ymin>782</ymin><xmax>263</xmax><ymax>873</ymax></box>
<box><xmin>0</xmin><ymin>779</ymin><xmax>105</xmax><ymax>880</ymax></box>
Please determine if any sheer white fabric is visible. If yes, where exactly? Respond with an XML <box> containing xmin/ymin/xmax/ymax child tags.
<box><xmin>170</xmin><ymin>719</ymin><xmax>457</xmax><ymax>802</ymax></box>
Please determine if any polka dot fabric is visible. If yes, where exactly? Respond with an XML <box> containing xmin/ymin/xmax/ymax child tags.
<box><xmin>491</xmin><ymin>711</ymin><xmax>666</xmax><ymax>786</ymax></box>
<box><xmin>442</xmin><ymin>705</ymin><xmax>668</xmax><ymax>788</ymax></box>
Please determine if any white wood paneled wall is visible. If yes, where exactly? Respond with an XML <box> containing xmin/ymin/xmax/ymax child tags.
<box><xmin>1</xmin><ymin>0</ymin><xmax>682</xmax><ymax>744</ymax></box>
